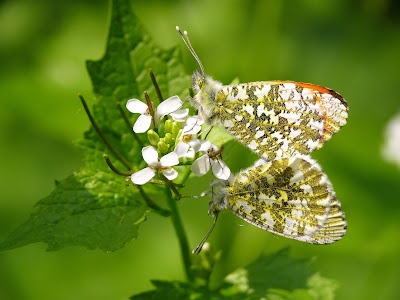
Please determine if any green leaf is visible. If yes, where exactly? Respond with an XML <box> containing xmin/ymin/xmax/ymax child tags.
<box><xmin>130</xmin><ymin>248</ymin><xmax>339</xmax><ymax>299</ymax></box>
<box><xmin>130</xmin><ymin>280</ymin><xmax>239</xmax><ymax>300</ymax></box>
<box><xmin>0</xmin><ymin>173</ymin><xmax>148</xmax><ymax>252</ymax></box>
<box><xmin>0</xmin><ymin>0</ymin><xmax>189</xmax><ymax>252</ymax></box>
<box><xmin>222</xmin><ymin>248</ymin><xmax>338</xmax><ymax>299</ymax></box>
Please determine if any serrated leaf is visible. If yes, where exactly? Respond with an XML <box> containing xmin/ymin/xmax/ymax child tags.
<box><xmin>0</xmin><ymin>0</ymin><xmax>189</xmax><ymax>252</ymax></box>
<box><xmin>130</xmin><ymin>280</ymin><xmax>226</xmax><ymax>300</ymax></box>
<box><xmin>130</xmin><ymin>248</ymin><xmax>338</xmax><ymax>300</ymax></box>
<box><xmin>223</xmin><ymin>248</ymin><xmax>338</xmax><ymax>299</ymax></box>
<box><xmin>0</xmin><ymin>173</ymin><xmax>148</xmax><ymax>252</ymax></box>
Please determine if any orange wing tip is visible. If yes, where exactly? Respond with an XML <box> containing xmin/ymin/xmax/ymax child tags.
<box><xmin>274</xmin><ymin>81</ymin><xmax>348</xmax><ymax>109</ymax></box>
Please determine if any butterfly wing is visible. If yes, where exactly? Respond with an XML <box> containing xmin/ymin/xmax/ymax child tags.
<box><xmin>225</xmin><ymin>156</ymin><xmax>346</xmax><ymax>244</ymax></box>
<box><xmin>215</xmin><ymin>81</ymin><xmax>348</xmax><ymax>160</ymax></box>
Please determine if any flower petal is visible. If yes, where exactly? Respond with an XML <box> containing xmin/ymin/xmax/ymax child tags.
<box><xmin>174</xmin><ymin>141</ymin><xmax>190</xmax><ymax>157</ymax></box>
<box><xmin>133</xmin><ymin>114</ymin><xmax>152</xmax><ymax>133</ymax></box>
<box><xmin>131</xmin><ymin>167</ymin><xmax>156</xmax><ymax>185</ymax></box>
<box><xmin>160</xmin><ymin>151</ymin><xmax>179</xmax><ymax>167</ymax></box>
<box><xmin>211</xmin><ymin>159</ymin><xmax>231</xmax><ymax>180</ymax></box>
<box><xmin>199</xmin><ymin>140</ymin><xmax>219</xmax><ymax>153</ymax></box>
<box><xmin>156</xmin><ymin>95</ymin><xmax>183</xmax><ymax>119</ymax></box>
<box><xmin>170</xmin><ymin>108</ymin><xmax>189</xmax><ymax>122</ymax></box>
<box><xmin>183</xmin><ymin>124</ymin><xmax>202</xmax><ymax>135</ymax></box>
<box><xmin>188</xmin><ymin>137</ymin><xmax>201</xmax><ymax>152</ymax></box>
<box><xmin>126</xmin><ymin>99</ymin><xmax>148</xmax><ymax>114</ymax></box>
<box><xmin>162</xmin><ymin>167</ymin><xmax>178</xmax><ymax>180</ymax></box>
<box><xmin>183</xmin><ymin>149</ymin><xmax>195</xmax><ymax>159</ymax></box>
<box><xmin>142</xmin><ymin>146</ymin><xmax>159</xmax><ymax>166</ymax></box>
<box><xmin>186</xmin><ymin>115</ymin><xmax>204</xmax><ymax>127</ymax></box>
<box><xmin>191</xmin><ymin>154</ymin><xmax>210</xmax><ymax>176</ymax></box>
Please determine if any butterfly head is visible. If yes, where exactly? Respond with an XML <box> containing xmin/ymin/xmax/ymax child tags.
<box><xmin>176</xmin><ymin>26</ymin><xmax>223</xmax><ymax>117</ymax></box>
<box><xmin>192</xmin><ymin>70</ymin><xmax>220</xmax><ymax>95</ymax></box>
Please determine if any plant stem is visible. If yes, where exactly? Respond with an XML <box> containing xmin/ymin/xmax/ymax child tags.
<box><xmin>103</xmin><ymin>154</ymin><xmax>134</xmax><ymax>176</ymax></box>
<box><xmin>161</xmin><ymin>174</ymin><xmax>182</xmax><ymax>199</ymax></box>
<box><xmin>144</xmin><ymin>91</ymin><xmax>157</xmax><ymax>129</ymax></box>
<box><xmin>149</xmin><ymin>68</ymin><xmax>163</xmax><ymax>103</ymax></box>
<box><xmin>79</xmin><ymin>94</ymin><xmax>133</xmax><ymax>170</ymax></box>
<box><xmin>136</xmin><ymin>185</ymin><xmax>170</xmax><ymax>217</ymax></box>
<box><xmin>165</xmin><ymin>186</ymin><xmax>193</xmax><ymax>280</ymax></box>
<box><xmin>180</xmin><ymin>167</ymin><xmax>192</xmax><ymax>185</ymax></box>
<box><xmin>117</xmin><ymin>102</ymin><xmax>144</xmax><ymax>148</ymax></box>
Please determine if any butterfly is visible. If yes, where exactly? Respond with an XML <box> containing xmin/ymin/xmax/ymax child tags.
<box><xmin>193</xmin><ymin>156</ymin><xmax>346</xmax><ymax>253</ymax></box>
<box><xmin>176</xmin><ymin>27</ymin><xmax>348</xmax><ymax>161</ymax></box>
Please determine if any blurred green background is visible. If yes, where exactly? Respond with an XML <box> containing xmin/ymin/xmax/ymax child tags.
<box><xmin>1</xmin><ymin>0</ymin><xmax>400</xmax><ymax>299</ymax></box>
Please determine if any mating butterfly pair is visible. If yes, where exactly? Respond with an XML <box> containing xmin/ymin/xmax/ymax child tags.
<box><xmin>176</xmin><ymin>27</ymin><xmax>348</xmax><ymax>252</ymax></box>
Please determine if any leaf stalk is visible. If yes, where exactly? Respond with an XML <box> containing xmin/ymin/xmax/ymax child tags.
<box><xmin>78</xmin><ymin>94</ymin><xmax>133</xmax><ymax>170</ymax></box>
<box><xmin>165</xmin><ymin>186</ymin><xmax>193</xmax><ymax>280</ymax></box>
<box><xmin>149</xmin><ymin>68</ymin><xmax>164</xmax><ymax>103</ymax></box>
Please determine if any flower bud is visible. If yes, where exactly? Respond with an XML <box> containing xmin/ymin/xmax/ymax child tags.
<box><xmin>175</xmin><ymin>129</ymin><xmax>183</xmax><ymax>147</ymax></box>
<box><xmin>164</xmin><ymin>133</ymin><xmax>174</xmax><ymax>145</ymax></box>
<box><xmin>164</xmin><ymin>119</ymin><xmax>173</xmax><ymax>134</ymax></box>
<box><xmin>171</xmin><ymin>121</ymin><xmax>182</xmax><ymax>137</ymax></box>
<box><xmin>158</xmin><ymin>140</ymin><xmax>169</xmax><ymax>154</ymax></box>
<box><xmin>158</xmin><ymin>121</ymin><xmax>165</xmax><ymax>137</ymax></box>
<box><xmin>147</xmin><ymin>129</ymin><xmax>160</xmax><ymax>147</ymax></box>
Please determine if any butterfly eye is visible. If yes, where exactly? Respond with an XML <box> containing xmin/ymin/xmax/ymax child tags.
<box><xmin>198</xmin><ymin>78</ymin><xmax>204</xmax><ymax>88</ymax></box>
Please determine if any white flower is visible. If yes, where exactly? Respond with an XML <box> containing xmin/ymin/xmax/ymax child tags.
<box><xmin>191</xmin><ymin>141</ymin><xmax>231</xmax><ymax>180</ymax></box>
<box><xmin>183</xmin><ymin>115</ymin><xmax>204</xmax><ymax>135</ymax></box>
<box><xmin>131</xmin><ymin>146</ymin><xmax>179</xmax><ymax>185</ymax></box>
<box><xmin>174</xmin><ymin>116</ymin><xmax>205</xmax><ymax>157</ymax></box>
<box><xmin>126</xmin><ymin>95</ymin><xmax>183</xmax><ymax>133</ymax></box>
<box><xmin>174</xmin><ymin>141</ymin><xmax>196</xmax><ymax>159</ymax></box>
<box><xmin>170</xmin><ymin>108</ymin><xmax>189</xmax><ymax>122</ymax></box>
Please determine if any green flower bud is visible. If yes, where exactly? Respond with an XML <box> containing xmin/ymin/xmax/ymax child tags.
<box><xmin>175</xmin><ymin>129</ymin><xmax>183</xmax><ymax>147</ymax></box>
<box><xmin>158</xmin><ymin>140</ymin><xmax>169</xmax><ymax>154</ymax></box>
<box><xmin>164</xmin><ymin>119</ymin><xmax>173</xmax><ymax>134</ymax></box>
<box><xmin>147</xmin><ymin>129</ymin><xmax>160</xmax><ymax>147</ymax></box>
<box><xmin>164</xmin><ymin>133</ymin><xmax>174</xmax><ymax>145</ymax></box>
<box><xmin>172</xmin><ymin>121</ymin><xmax>182</xmax><ymax>137</ymax></box>
<box><xmin>158</xmin><ymin>121</ymin><xmax>165</xmax><ymax>137</ymax></box>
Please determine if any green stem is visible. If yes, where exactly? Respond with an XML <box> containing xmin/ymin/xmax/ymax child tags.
<box><xmin>165</xmin><ymin>186</ymin><xmax>193</xmax><ymax>280</ymax></box>
<box><xmin>144</xmin><ymin>91</ymin><xmax>157</xmax><ymax>129</ymax></box>
<box><xmin>103</xmin><ymin>154</ymin><xmax>134</xmax><ymax>176</ymax></box>
<box><xmin>137</xmin><ymin>185</ymin><xmax>170</xmax><ymax>217</ymax></box>
<box><xmin>149</xmin><ymin>68</ymin><xmax>164</xmax><ymax>103</ymax></box>
<box><xmin>161</xmin><ymin>174</ymin><xmax>182</xmax><ymax>199</ymax></box>
<box><xmin>151</xmin><ymin>179</ymin><xmax>185</xmax><ymax>187</ymax></box>
<box><xmin>103</xmin><ymin>156</ymin><xmax>170</xmax><ymax>217</ymax></box>
<box><xmin>79</xmin><ymin>94</ymin><xmax>133</xmax><ymax>170</ymax></box>
<box><xmin>180</xmin><ymin>167</ymin><xmax>193</xmax><ymax>185</ymax></box>
<box><xmin>117</xmin><ymin>102</ymin><xmax>144</xmax><ymax>148</ymax></box>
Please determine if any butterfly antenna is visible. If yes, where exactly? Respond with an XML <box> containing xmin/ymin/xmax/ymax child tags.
<box><xmin>192</xmin><ymin>212</ymin><xmax>219</xmax><ymax>254</ymax></box>
<box><xmin>181</xmin><ymin>190</ymin><xmax>211</xmax><ymax>199</ymax></box>
<box><xmin>176</xmin><ymin>26</ymin><xmax>205</xmax><ymax>77</ymax></box>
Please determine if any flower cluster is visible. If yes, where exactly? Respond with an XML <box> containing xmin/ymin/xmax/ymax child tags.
<box><xmin>126</xmin><ymin>95</ymin><xmax>230</xmax><ymax>185</ymax></box>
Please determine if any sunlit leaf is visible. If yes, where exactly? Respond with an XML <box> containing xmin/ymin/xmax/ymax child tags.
<box><xmin>130</xmin><ymin>248</ymin><xmax>338</xmax><ymax>299</ymax></box>
<box><xmin>0</xmin><ymin>0</ymin><xmax>189</xmax><ymax>252</ymax></box>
